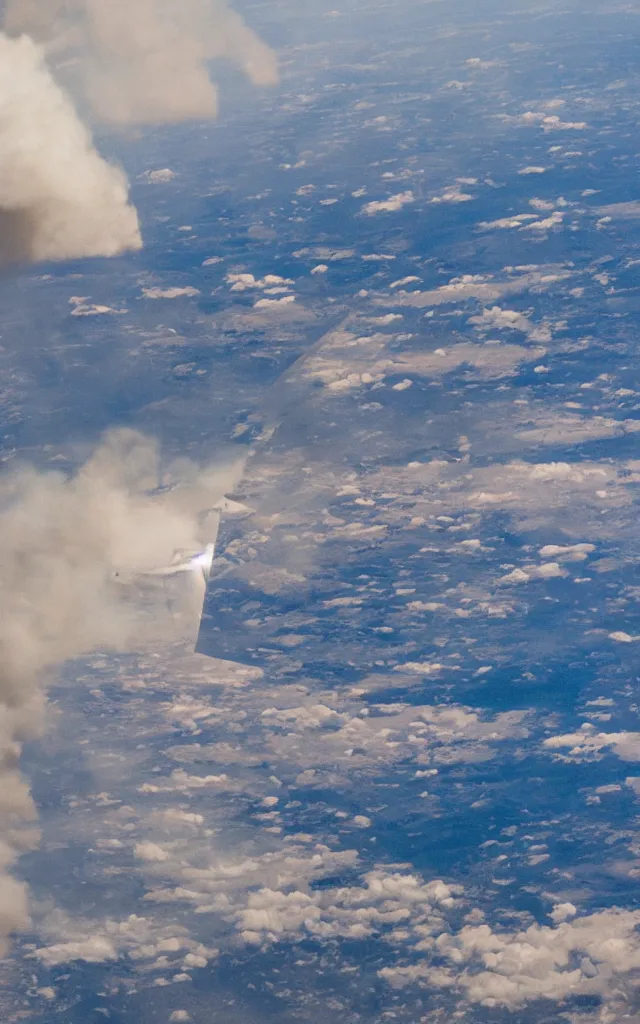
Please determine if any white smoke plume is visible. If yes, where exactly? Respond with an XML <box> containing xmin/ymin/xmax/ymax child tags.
<box><xmin>0</xmin><ymin>0</ymin><xmax>278</xmax><ymax>264</ymax></box>
<box><xmin>0</xmin><ymin>32</ymin><xmax>142</xmax><ymax>266</ymax></box>
<box><xmin>4</xmin><ymin>0</ymin><xmax>279</xmax><ymax>125</ymax></box>
<box><xmin>0</xmin><ymin>428</ymin><xmax>244</xmax><ymax>954</ymax></box>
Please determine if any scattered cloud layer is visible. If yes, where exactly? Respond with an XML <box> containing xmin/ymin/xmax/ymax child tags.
<box><xmin>381</xmin><ymin>905</ymin><xmax>640</xmax><ymax>1010</ymax></box>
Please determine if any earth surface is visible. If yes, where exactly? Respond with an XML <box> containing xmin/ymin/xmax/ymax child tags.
<box><xmin>3</xmin><ymin>0</ymin><xmax>640</xmax><ymax>1021</ymax></box>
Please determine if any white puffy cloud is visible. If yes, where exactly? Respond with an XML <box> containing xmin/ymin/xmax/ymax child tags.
<box><xmin>362</xmin><ymin>191</ymin><xmax>415</xmax><ymax>215</ymax></box>
<box><xmin>503</xmin><ymin>110</ymin><xmax>587</xmax><ymax>131</ymax></box>
<box><xmin>499</xmin><ymin>562</ymin><xmax>567</xmax><ymax>584</ymax></box>
<box><xmin>544</xmin><ymin>726</ymin><xmax>640</xmax><ymax>762</ymax></box>
<box><xmin>34</xmin><ymin>910</ymin><xmax>217</xmax><ymax>970</ymax></box>
<box><xmin>469</xmin><ymin>305</ymin><xmax>542</xmax><ymax>336</ymax></box>
<box><xmin>226</xmin><ymin>273</ymin><xmax>293</xmax><ymax>292</ymax></box>
<box><xmin>34</xmin><ymin>934</ymin><xmax>119</xmax><ymax>967</ymax></box>
<box><xmin>141</xmin><ymin>287</ymin><xmax>200</xmax><ymax>300</ymax></box>
<box><xmin>539</xmin><ymin>543</ymin><xmax>595</xmax><ymax>561</ymax></box>
<box><xmin>520</xmin><ymin>211</ymin><xmax>565</xmax><ymax>233</ymax></box>
<box><xmin>254</xmin><ymin>296</ymin><xmax>296</xmax><ymax>309</ymax></box>
<box><xmin>380</xmin><ymin>906</ymin><xmax>640</xmax><ymax>1010</ymax></box>
<box><xmin>430</xmin><ymin>183</ymin><xmax>474</xmax><ymax>204</ymax></box>
<box><xmin>236</xmin><ymin>869</ymin><xmax>459</xmax><ymax>945</ymax></box>
<box><xmin>609</xmin><ymin>631</ymin><xmax>639</xmax><ymax>644</ymax></box>
<box><xmin>135</xmin><ymin>842</ymin><xmax>170</xmax><ymax>863</ymax></box>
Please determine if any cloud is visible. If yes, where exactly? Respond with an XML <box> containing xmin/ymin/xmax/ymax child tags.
<box><xmin>538</xmin><ymin>542</ymin><xmax>595</xmax><ymax>561</ymax></box>
<box><xmin>0</xmin><ymin>33</ymin><xmax>141</xmax><ymax>267</ymax></box>
<box><xmin>469</xmin><ymin>304</ymin><xmax>550</xmax><ymax>339</ymax></box>
<box><xmin>380</xmin><ymin>905</ymin><xmax>640</xmax><ymax>1010</ymax></box>
<box><xmin>143</xmin><ymin>168</ymin><xmax>176</xmax><ymax>183</ymax></box>
<box><xmin>141</xmin><ymin>286</ymin><xmax>201</xmax><ymax>300</ymax></box>
<box><xmin>477</xmin><ymin>213</ymin><xmax>539</xmax><ymax>230</ymax></box>
<box><xmin>256</xmin><ymin>700</ymin><xmax>529</xmax><ymax>780</ymax></box>
<box><xmin>0</xmin><ymin>1</ymin><xmax>278</xmax><ymax>265</ymax></box>
<box><xmin>235</xmin><ymin>868</ymin><xmax>459</xmax><ymax>946</ymax></box>
<box><xmin>298</xmin><ymin>329</ymin><xmax>546</xmax><ymax>393</ymax></box>
<box><xmin>502</xmin><ymin>110</ymin><xmax>587</xmax><ymax>131</ymax></box>
<box><xmin>362</xmin><ymin>191</ymin><xmax>415</xmax><ymax>215</ymax></box>
<box><xmin>4</xmin><ymin>0</ymin><xmax>279</xmax><ymax>126</ymax></box>
<box><xmin>64</xmin><ymin>835</ymin><xmax>459</xmax><ymax>961</ymax></box>
<box><xmin>429</xmin><ymin>183</ymin><xmax>474</xmax><ymax>204</ymax></box>
<box><xmin>520</xmin><ymin>210</ymin><xmax>564</xmax><ymax>232</ymax></box>
<box><xmin>0</xmin><ymin>428</ymin><xmax>242</xmax><ymax>956</ymax></box>
<box><xmin>226</xmin><ymin>273</ymin><xmax>293</xmax><ymax>292</ymax></box>
<box><xmin>498</xmin><ymin>561</ymin><xmax>567</xmax><ymax>584</ymax></box>
<box><xmin>596</xmin><ymin>200</ymin><xmax>640</xmax><ymax>220</ymax></box>
<box><xmin>381</xmin><ymin>266</ymin><xmax>572</xmax><ymax>308</ymax></box>
<box><xmin>34</xmin><ymin>908</ymin><xmax>217</xmax><ymax>969</ymax></box>
<box><xmin>544</xmin><ymin>726</ymin><xmax>640</xmax><ymax>762</ymax></box>
<box><xmin>253</xmin><ymin>295</ymin><xmax>296</xmax><ymax>309</ymax></box>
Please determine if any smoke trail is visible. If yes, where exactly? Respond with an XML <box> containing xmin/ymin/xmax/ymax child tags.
<box><xmin>0</xmin><ymin>32</ymin><xmax>141</xmax><ymax>266</ymax></box>
<box><xmin>0</xmin><ymin>428</ymin><xmax>243</xmax><ymax>954</ymax></box>
<box><xmin>4</xmin><ymin>0</ymin><xmax>279</xmax><ymax>125</ymax></box>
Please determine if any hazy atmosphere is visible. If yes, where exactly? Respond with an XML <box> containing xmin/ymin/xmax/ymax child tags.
<box><xmin>1</xmin><ymin>0</ymin><xmax>640</xmax><ymax>1022</ymax></box>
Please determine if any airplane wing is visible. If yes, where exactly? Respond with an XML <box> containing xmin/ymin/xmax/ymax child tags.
<box><xmin>138</xmin><ymin>511</ymin><xmax>223</xmax><ymax>580</ymax></box>
<box><xmin>113</xmin><ymin>498</ymin><xmax>252</xmax><ymax>648</ymax></box>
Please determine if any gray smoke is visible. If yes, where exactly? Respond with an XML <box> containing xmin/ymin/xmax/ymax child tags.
<box><xmin>0</xmin><ymin>429</ymin><xmax>244</xmax><ymax>953</ymax></box>
<box><xmin>0</xmin><ymin>0</ymin><xmax>278</xmax><ymax>263</ymax></box>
